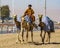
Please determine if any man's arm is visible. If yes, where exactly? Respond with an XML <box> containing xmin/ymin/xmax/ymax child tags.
<box><xmin>31</xmin><ymin>9</ymin><xmax>34</xmax><ymax>14</ymax></box>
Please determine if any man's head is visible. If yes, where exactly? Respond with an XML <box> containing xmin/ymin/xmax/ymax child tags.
<box><xmin>28</xmin><ymin>4</ymin><xmax>32</xmax><ymax>9</ymax></box>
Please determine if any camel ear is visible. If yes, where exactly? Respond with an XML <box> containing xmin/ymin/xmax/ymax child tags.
<box><xmin>13</xmin><ymin>16</ymin><xmax>15</xmax><ymax>18</ymax></box>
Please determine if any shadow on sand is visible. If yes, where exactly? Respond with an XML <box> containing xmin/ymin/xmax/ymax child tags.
<box><xmin>28</xmin><ymin>42</ymin><xmax>60</xmax><ymax>45</ymax></box>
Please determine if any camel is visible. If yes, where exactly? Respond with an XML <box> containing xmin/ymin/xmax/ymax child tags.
<box><xmin>13</xmin><ymin>15</ymin><xmax>38</xmax><ymax>43</ymax></box>
<box><xmin>21</xmin><ymin>16</ymin><xmax>34</xmax><ymax>43</ymax></box>
<box><xmin>38</xmin><ymin>15</ymin><xmax>54</xmax><ymax>44</ymax></box>
<box><xmin>13</xmin><ymin>15</ymin><xmax>21</xmax><ymax>43</ymax></box>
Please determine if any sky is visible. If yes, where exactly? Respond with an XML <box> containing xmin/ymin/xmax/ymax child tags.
<box><xmin>0</xmin><ymin>0</ymin><xmax>60</xmax><ymax>22</ymax></box>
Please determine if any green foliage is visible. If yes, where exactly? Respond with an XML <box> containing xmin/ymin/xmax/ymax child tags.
<box><xmin>0</xmin><ymin>5</ymin><xmax>10</xmax><ymax>18</ymax></box>
<box><xmin>0</xmin><ymin>7</ymin><xmax>1</xmax><ymax>16</ymax></box>
<box><xmin>0</xmin><ymin>5</ymin><xmax>10</xmax><ymax>23</ymax></box>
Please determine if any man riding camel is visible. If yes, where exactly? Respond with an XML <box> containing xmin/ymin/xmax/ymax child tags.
<box><xmin>24</xmin><ymin>4</ymin><xmax>35</xmax><ymax>23</ymax></box>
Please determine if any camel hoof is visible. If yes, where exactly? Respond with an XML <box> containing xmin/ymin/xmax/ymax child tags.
<box><xmin>42</xmin><ymin>39</ymin><xmax>44</xmax><ymax>44</ymax></box>
<box><xmin>26</xmin><ymin>39</ymin><xmax>28</xmax><ymax>42</ymax></box>
<box><xmin>48</xmin><ymin>42</ymin><xmax>50</xmax><ymax>44</ymax></box>
<box><xmin>19</xmin><ymin>40</ymin><xmax>21</xmax><ymax>43</ymax></box>
<box><xmin>16</xmin><ymin>40</ymin><xmax>21</xmax><ymax>44</ymax></box>
<box><xmin>26</xmin><ymin>40</ymin><xmax>28</xmax><ymax>43</ymax></box>
<box><xmin>16</xmin><ymin>41</ymin><xmax>19</xmax><ymax>44</ymax></box>
<box><xmin>23</xmin><ymin>40</ymin><xmax>24</xmax><ymax>42</ymax></box>
<box><xmin>46</xmin><ymin>39</ymin><xmax>48</xmax><ymax>42</ymax></box>
<box><xmin>32</xmin><ymin>40</ymin><xmax>33</xmax><ymax>43</ymax></box>
<box><xmin>42</xmin><ymin>42</ymin><xmax>44</xmax><ymax>44</ymax></box>
<box><xmin>21</xmin><ymin>41</ymin><xmax>24</xmax><ymax>44</ymax></box>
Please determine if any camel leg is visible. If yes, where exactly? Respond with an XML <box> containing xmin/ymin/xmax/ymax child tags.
<box><xmin>26</xmin><ymin>23</ymin><xmax>30</xmax><ymax>42</ymax></box>
<box><xmin>31</xmin><ymin>30</ymin><xmax>33</xmax><ymax>42</ymax></box>
<box><xmin>26</xmin><ymin>30</ymin><xmax>28</xmax><ymax>42</ymax></box>
<box><xmin>21</xmin><ymin>27</ymin><xmax>25</xmax><ymax>43</ymax></box>
<box><xmin>40</xmin><ymin>29</ymin><xmax>43</xmax><ymax>42</ymax></box>
<box><xmin>22</xmin><ymin>29</ymin><xmax>24</xmax><ymax>42</ymax></box>
<box><xmin>40</xmin><ymin>28</ymin><xmax>43</xmax><ymax>38</ymax></box>
<box><xmin>47</xmin><ymin>32</ymin><xmax>51</xmax><ymax>44</ymax></box>
<box><xmin>16</xmin><ymin>30</ymin><xmax>21</xmax><ymax>43</ymax></box>
<box><xmin>42</xmin><ymin>31</ymin><xmax>46</xmax><ymax>44</ymax></box>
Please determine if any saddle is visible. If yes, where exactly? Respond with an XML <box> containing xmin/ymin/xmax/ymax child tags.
<box><xmin>30</xmin><ymin>15</ymin><xmax>35</xmax><ymax>22</ymax></box>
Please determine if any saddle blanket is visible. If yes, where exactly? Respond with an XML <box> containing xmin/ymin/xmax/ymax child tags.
<box><xmin>42</xmin><ymin>16</ymin><xmax>55</xmax><ymax>32</ymax></box>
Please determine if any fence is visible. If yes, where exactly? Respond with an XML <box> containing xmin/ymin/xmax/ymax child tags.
<box><xmin>0</xmin><ymin>23</ymin><xmax>15</xmax><ymax>33</ymax></box>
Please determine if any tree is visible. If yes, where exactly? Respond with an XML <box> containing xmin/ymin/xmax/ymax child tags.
<box><xmin>0</xmin><ymin>7</ymin><xmax>1</xmax><ymax>16</ymax></box>
<box><xmin>0</xmin><ymin>5</ymin><xmax>10</xmax><ymax>23</ymax></box>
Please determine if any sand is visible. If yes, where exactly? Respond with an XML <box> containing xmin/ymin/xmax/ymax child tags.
<box><xmin>0</xmin><ymin>29</ymin><xmax>60</xmax><ymax>48</ymax></box>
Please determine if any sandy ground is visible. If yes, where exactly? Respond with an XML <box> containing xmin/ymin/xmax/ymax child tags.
<box><xmin>0</xmin><ymin>29</ymin><xmax>60</xmax><ymax>48</ymax></box>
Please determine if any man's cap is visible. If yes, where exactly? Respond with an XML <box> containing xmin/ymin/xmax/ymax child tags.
<box><xmin>28</xmin><ymin>4</ymin><xmax>32</xmax><ymax>7</ymax></box>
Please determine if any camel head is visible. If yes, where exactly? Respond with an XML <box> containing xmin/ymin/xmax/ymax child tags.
<box><xmin>21</xmin><ymin>16</ymin><xmax>25</xmax><ymax>22</ymax></box>
<box><xmin>13</xmin><ymin>15</ymin><xmax>17</xmax><ymax>22</ymax></box>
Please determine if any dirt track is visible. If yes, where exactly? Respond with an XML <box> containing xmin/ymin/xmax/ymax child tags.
<box><xmin>0</xmin><ymin>29</ymin><xmax>60</xmax><ymax>48</ymax></box>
